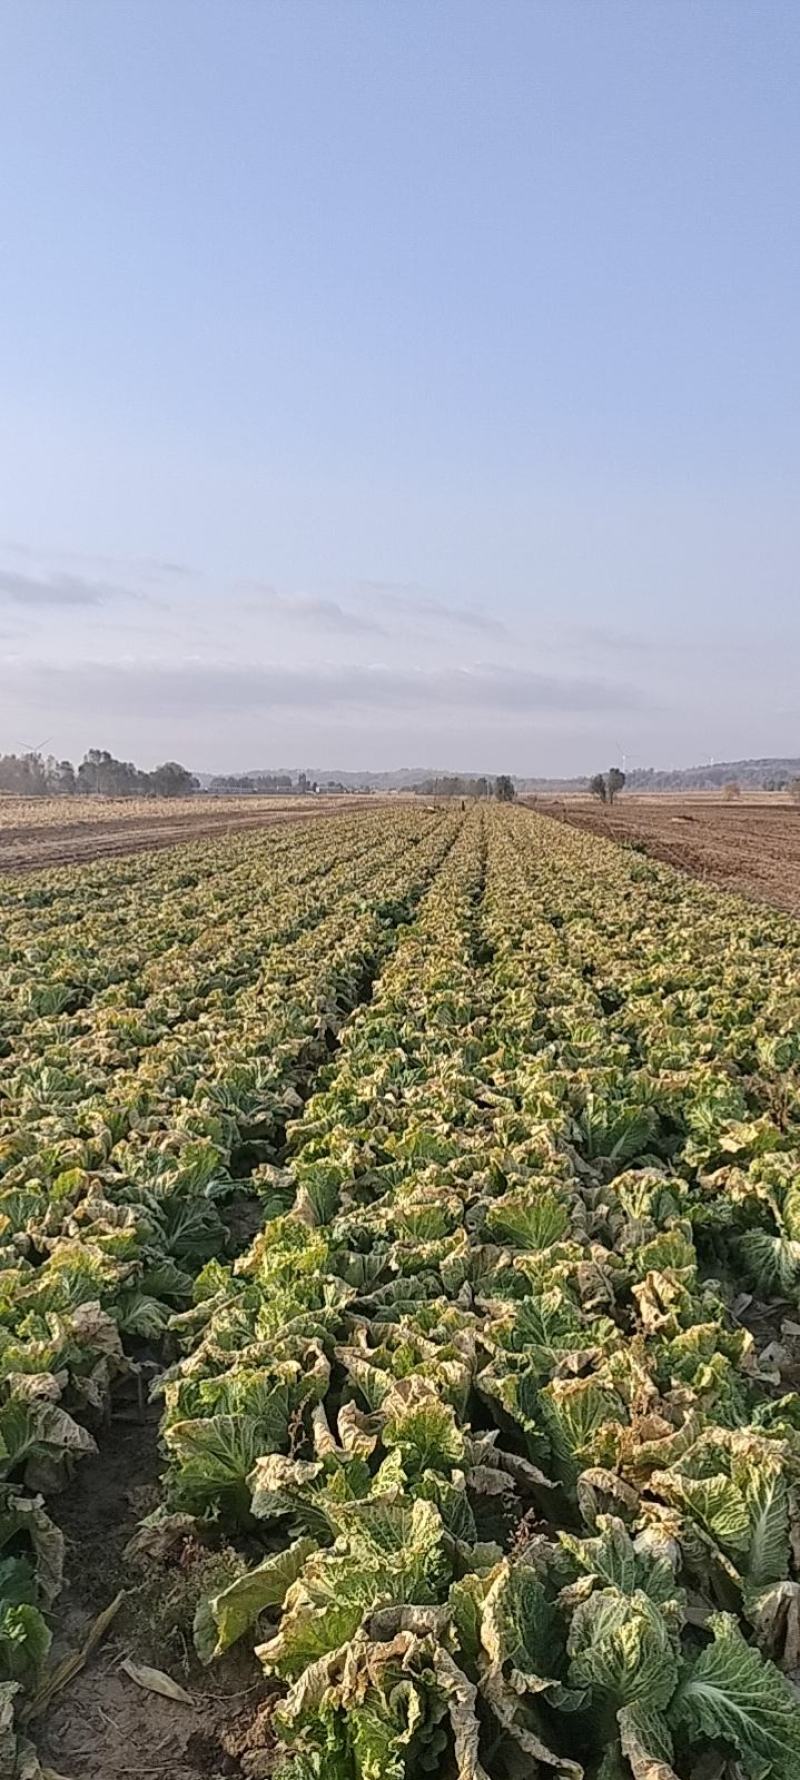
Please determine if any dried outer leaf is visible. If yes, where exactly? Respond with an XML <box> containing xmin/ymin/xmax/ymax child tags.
<box><xmin>28</xmin><ymin>1404</ymin><xmax>98</xmax><ymax>1460</ymax></box>
<box><xmin>479</xmin><ymin>1666</ymin><xmax>583</xmax><ymax>1779</ymax></box>
<box><xmin>0</xmin><ymin>1682</ymin><xmax>20</xmax><ymax>1776</ymax></box>
<box><xmin>633</xmin><ymin>1504</ymin><xmax>684</xmax><ymax>1578</ymax></box>
<box><xmin>480</xmin><ymin>1561</ymin><xmax>586</xmax><ymax>1718</ymax></box>
<box><xmin>366</xmin><ymin>1605</ymin><xmax>450</xmax><ymax>1642</ymax></box>
<box><xmin>483</xmin><ymin>1445</ymin><xmax>558</xmax><ymax>1494</ymax></box>
<box><xmin>380</xmin><ymin>1372</ymin><xmax>449</xmax><ymax>1418</ymax></box>
<box><xmin>24</xmin><ymin>1591</ymin><xmax>124</xmax><ymax>1722</ymax></box>
<box><xmin>432</xmin><ymin>1644</ymin><xmax>491</xmax><ymax>1780</ymax></box>
<box><xmin>310</xmin><ymin>1402</ymin><xmax>337</xmax><ymax>1456</ymax></box>
<box><xmin>248</xmin><ymin>1453</ymin><xmax>322</xmax><ymax>1520</ymax></box>
<box><xmin>618</xmin><ymin>1702</ymin><xmax>680</xmax><ymax>1780</ymax></box>
<box><xmin>336</xmin><ymin>1400</ymin><xmax>379</xmax><ymax>1458</ymax></box>
<box><xmin>273</xmin><ymin>1629</ymin><xmax>423</xmax><ymax>1731</ymax></box>
<box><xmin>119</xmin><ymin>1659</ymin><xmax>193</xmax><ymax>1705</ymax></box>
<box><xmin>1</xmin><ymin>1494</ymin><xmax>64</xmax><ymax>1608</ymax></box>
<box><xmin>614</xmin><ymin>1413</ymin><xmax>705</xmax><ymax>1485</ymax></box>
<box><xmin>466</xmin><ymin>1466</ymin><xmax>516</xmax><ymax>1499</ymax></box>
<box><xmin>747</xmin><ymin>1579</ymin><xmax>800</xmax><ymax>1677</ymax></box>
<box><xmin>69</xmin><ymin>1300</ymin><xmax>126</xmax><ymax>1358</ymax></box>
<box><xmin>272</xmin><ymin>1642</ymin><xmax>345</xmax><ymax>1727</ymax></box>
<box><xmin>557</xmin><ymin>1574</ymin><xmax>597</xmax><ymax>1613</ymax></box>
<box><xmin>577</xmin><ymin>1467</ymin><xmax>640</xmax><ymax>1527</ymax></box>
<box><xmin>290</xmin><ymin>1185</ymin><xmax>320</xmax><ymax>1228</ymax></box>
<box><xmin>552</xmin><ymin>1344</ymin><xmax>610</xmax><ymax>1378</ymax></box>
<box><xmin>124</xmin><ymin>1512</ymin><xmax>202</xmax><ymax>1566</ymax></box>
<box><xmin>4</xmin><ymin>1376</ymin><xmax>62</xmax><ymax>1406</ymax></box>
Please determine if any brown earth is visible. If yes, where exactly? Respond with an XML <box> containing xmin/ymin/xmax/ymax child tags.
<box><xmin>0</xmin><ymin>797</ymin><xmax>378</xmax><ymax>874</ymax></box>
<box><xmin>530</xmin><ymin>795</ymin><xmax>800</xmax><ymax>917</ymax></box>
<box><xmin>37</xmin><ymin>1410</ymin><xmax>272</xmax><ymax>1780</ymax></box>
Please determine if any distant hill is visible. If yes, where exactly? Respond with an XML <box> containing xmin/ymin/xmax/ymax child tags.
<box><xmin>520</xmin><ymin>758</ymin><xmax>800</xmax><ymax>793</ymax></box>
<box><xmin>196</xmin><ymin>757</ymin><xmax>800</xmax><ymax>795</ymax></box>
<box><xmin>196</xmin><ymin>766</ymin><xmax>469</xmax><ymax>792</ymax></box>
<box><xmin>614</xmin><ymin>758</ymin><xmax>796</xmax><ymax>793</ymax></box>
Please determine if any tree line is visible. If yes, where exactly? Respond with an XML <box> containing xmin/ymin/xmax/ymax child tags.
<box><xmin>412</xmin><ymin>775</ymin><xmax>516</xmax><ymax>801</ymax></box>
<box><xmin>208</xmin><ymin>771</ymin><xmax>314</xmax><ymax>794</ymax></box>
<box><xmin>0</xmin><ymin>749</ymin><xmax>198</xmax><ymax>798</ymax></box>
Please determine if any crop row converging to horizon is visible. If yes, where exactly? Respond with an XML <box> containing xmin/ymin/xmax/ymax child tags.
<box><xmin>3</xmin><ymin>803</ymin><xmax>800</xmax><ymax>1779</ymax></box>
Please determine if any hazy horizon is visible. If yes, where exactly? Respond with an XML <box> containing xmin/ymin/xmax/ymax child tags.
<box><xmin>3</xmin><ymin>2</ymin><xmax>799</xmax><ymax>776</ymax></box>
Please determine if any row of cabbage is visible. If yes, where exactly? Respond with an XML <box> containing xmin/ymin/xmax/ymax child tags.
<box><xmin>147</xmin><ymin>805</ymin><xmax>800</xmax><ymax>1780</ymax></box>
<box><xmin>0</xmin><ymin>792</ymin><xmax>294</xmax><ymax>831</ymax></box>
<box><xmin>0</xmin><ymin>805</ymin><xmax>459</xmax><ymax>1756</ymax></box>
<box><xmin>0</xmin><ymin>807</ymin><xmax>393</xmax><ymax>1027</ymax></box>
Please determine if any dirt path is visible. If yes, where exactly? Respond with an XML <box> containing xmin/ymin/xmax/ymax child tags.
<box><xmin>37</xmin><ymin>1412</ymin><xmax>267</xmax><ymax>1780</ymax></box>
<box><xmin>532</xmin><ymin>796</ymin><xmax>800</xmax><ymax>917</ymax></box>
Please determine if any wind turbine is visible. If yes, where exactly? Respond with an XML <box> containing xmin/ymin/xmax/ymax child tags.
<box><xmin>17</xmin><ymin>735</ymin><xmax>52</xmax><ymax>755</ymax></box>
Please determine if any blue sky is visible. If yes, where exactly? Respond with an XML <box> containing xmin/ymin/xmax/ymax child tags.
<box><xmin>1</xmin><ymin>0</ymin><xmax>798</xmax><ymax>774</ymax></box>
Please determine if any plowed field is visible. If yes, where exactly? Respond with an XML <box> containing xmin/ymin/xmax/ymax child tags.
<box><xmin>535</xmin><ymin>794</ymin><xmax>800</xmax><ymax>915</ymax></box>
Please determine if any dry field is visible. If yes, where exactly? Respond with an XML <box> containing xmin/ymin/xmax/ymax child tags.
<box><xmin>532</xmin><ymin>792</ymin><xmax>800</xmax><ymax>915</ymax></box>
<box><xmin>0</xmin><ymin>793</ymin><xmax>368</xmax><ymax>872</ymax></box>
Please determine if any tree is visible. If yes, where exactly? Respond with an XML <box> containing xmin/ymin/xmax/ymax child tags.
<box><xmin>789</xmin><ymin>779</ymin><xmax>800</xmax><ymax>806</ymax></box>
<box><xmin>149</xmin><ymin>762</ymin><xmax>198</xmax><ymax>798</ymax></box>
<box><xmin>589</xmin><ymin>773</ymin><xmax>608</xmax><ymax>803</ymax></box>
<box><xmin>46</xmin><ymin>757</ymin><xmax>76</xmax><ymax>796</ymax></box>
<box><xmin>607</xmin><ymin>766</ymin><xmax>626</xmax><ymax>804</ymax></box>
<box><xmin>723</xmin><ymin>780</ymin><xmax>741</xmax><ymax>802</ymax></box>
<box><xmin>494</xmin><ymin>775</ymin><xmax>516</xmax><ymax>802</ymax></box>
<box><xmin>76</xmin><ymin>750</ymin><xmax>197</xmax><ymax>797</ymax></box>
<box><xmin>0</xmin><ymin>752</ymin><xmax>49</xmax><ymax>796</ymax></box>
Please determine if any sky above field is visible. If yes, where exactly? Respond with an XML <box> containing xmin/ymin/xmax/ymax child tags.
<box><xmin>1</xmin><ymin>1</ymin><xmax>799</xmax><ymax>776</ymax></box>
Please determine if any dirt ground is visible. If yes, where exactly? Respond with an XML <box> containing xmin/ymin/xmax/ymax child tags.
<box><xmin>37</xmin><ymin>1411</ymin><xmax>273</xmax><ymax>1780</ymax></box>
<box><xmin>0</xmin><ymin>796</ymin><xmax>375</xmax><ymax>874</ymax></box>
<box><xmin>532</xmin><ymin>795</ymin><xmax>800</xmax><ymax>917</ymax></box>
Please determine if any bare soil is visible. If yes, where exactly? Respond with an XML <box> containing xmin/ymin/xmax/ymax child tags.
<box><xmin>37</xmin><ymin>1412</ymin><xmax>271</xmax><ymax>1780</ymax></box>
<box><xmin>0</xmin><ymin>798</ymin><xmax>376</xmax><ymax>875</ymax></box>
<box><xmin>532</xmin><ymin>796</ymin><xmax>800</xmax><ymax>917</ymax></box>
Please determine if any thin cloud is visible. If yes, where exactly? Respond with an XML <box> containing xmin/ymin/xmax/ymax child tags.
<box><xmin>565</xmin><ymin>622</ymin><xmax>648</xmax><ymax>653</ymax></box>
<box><xmin>354</xmin><ymin>580</ymin><xmax>506</xmax><ymax>637</ymax></box>
<box><xmin>9</xmin><ymin>658</ymin><xmax>642</xmax><ymax>724</ymax></box>
<box><xmin>0</xmin><ymin>568</ymin><xmax>122</xmax><ymax>608</ymax></box>
<box><xmin>0</xmin><ymin>542</ymin><xmax>195</xmax><ymax>582</ymax></box>
<box><xmin>242</xmin><ymin>585</ymin><xmax>386</xmax><ymax>637</ymax></box>
<box><xmin>0</xmin><ymin>564</ymin><xmax>172</xmax><ymax>614</ymax></box>
<box><xmin>144</xmin><ymin>560</ymin><xmax>194</xmax><ymax>578</ymax></box>
<box><xmin>401</xmin><ymin>593</ymin><xmax>507</xmax><ymax>638</ymax></box>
